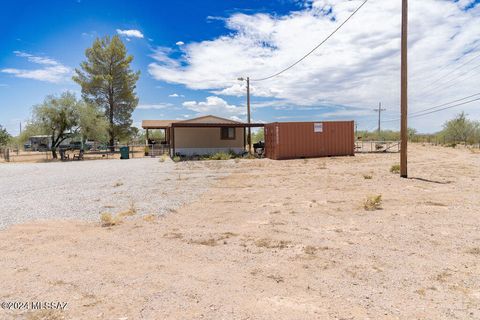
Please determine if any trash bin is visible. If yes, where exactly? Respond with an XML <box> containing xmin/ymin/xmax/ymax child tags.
<box><xmin>120</xmin><ymin>146</ymin><xmax>130</xmax><ymax>159</ymax></box>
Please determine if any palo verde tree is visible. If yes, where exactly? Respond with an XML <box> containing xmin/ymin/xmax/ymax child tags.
<box><xmin>73</xmin><ymin>35</ymin><xmax>140</xmax><ymax>150</ymax></box>
<box><xmin>32</xmin><ymin>92</ymin><xmax>79</xmax><ymax>158</ymax></box>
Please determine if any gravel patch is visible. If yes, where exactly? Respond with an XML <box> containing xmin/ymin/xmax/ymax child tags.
<box><xmin>0</xmin><ymin>158</ymin><xmax>233</xmax><ymax>229</ymax></box>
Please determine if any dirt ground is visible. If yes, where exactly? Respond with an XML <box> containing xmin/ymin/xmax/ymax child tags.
<box><xmin>0</xmin><ymin>144</ymin><xmax>479</xmax><ymax>320</ymax></box>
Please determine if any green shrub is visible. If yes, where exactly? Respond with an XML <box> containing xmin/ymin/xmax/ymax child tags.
<box><xmin>172</xmin><ymin>155</ymin><xmax>181</xmax><ymax>162</ymax></box>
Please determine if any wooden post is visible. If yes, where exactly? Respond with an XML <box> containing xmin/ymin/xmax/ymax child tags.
<box><xmin>400</xmin><ymin>0</ymin><xmax>408</xmax><ymax>178</ymax></box>
<box><xmin>247</xmin><ymin>77</ymin><xmax>252</xmax><ymax>154</ymax></box>
<box><xmin>171</xmin><ymin>126</ymin><xmax>175</xmax><ymax>157</ymax></box>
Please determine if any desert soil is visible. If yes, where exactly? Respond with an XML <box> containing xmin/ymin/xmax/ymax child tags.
<box><xmin>0</xmin><ymin>144</ymin><xmax>479</xmax><ymax>320</ymax></box>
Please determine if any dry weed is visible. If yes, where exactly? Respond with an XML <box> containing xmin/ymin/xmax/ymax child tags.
<box><xmin>303</xmin><ymin>245</ymin><xmax>317</xmax><ymax>255</ymax></box>
<box><xmin>113</xmin><ymin>181</ymin><xmax>123</xmax><ymax>187</ymax></box>
<box><xmin>364</xmin><ymin>195</ymin><xmax>382</xmax><ymax>211</ymax></box>
<box><xmin>363</xmin><ymin>174</ymin><xmax>373</xmax><ymax>179</ymax></box>
<box><xmin>255</xmin><ymin>238</ymin><xmax>291</xmax><ymax>249</ymax></box>
<box><xmin>390</xmin><ymin>164</ymin><xmax>400</xmax><ymax>174</ymax></box>
<box><xmin>466</xmin><ymin>247</ymin><xmax>480</xmax><ymax>255</ymax></box>
<box><xmin>143</xmin><ymin>214</ymin><xmax>157</xmax><ymax>223</ymax></box>
<box><xmin>190</xmin><ymin>238</ymin><xmax>218</xmax><ymax>246</ymax></box>
<box><xmin>100</xmin><ymin>212</ymin><xmax>121</xmax><ymax>227</ymax></box>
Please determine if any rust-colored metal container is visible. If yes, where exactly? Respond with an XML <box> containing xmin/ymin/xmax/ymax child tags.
<box><xmin>264</xmin><ymin>121</ymin><xmax>354</xmax><ymax>160</ymax></box>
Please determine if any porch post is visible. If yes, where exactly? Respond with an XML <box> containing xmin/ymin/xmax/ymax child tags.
<box><xmin>171</xmin><ymin>126</ymin><xmax>175</xmax><ymax>157</ymax></box>
<box><xmin>146</xmin><ymin>128</ymin><xmax>149</xmax><ymax>145</ymax></box>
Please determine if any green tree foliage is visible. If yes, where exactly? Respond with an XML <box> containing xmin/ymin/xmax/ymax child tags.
<box><xmin>0</xmin><ymin>125</ymin><xmax>11</xmax><ymax>146</ymax></box>
<box><xmin>77</xmin><ymin>102</ymin><xmax>109</xmax><ymax>144</ymax></box>
<box><xmin>73</xmin><ymin>35</ymin><xmax>140</xmax><ymax>149</ymax></box>
<box><xmin>32</xmin><ymin>92</ymin><xmax>80</xmax><ymax>158</ymax></box>
<box><xmin>251</xmin><ymin>128</ymin><xmax>264</xmax><ymax>143</ymax></box>
<box><xmin>16</xmin><ymin>122</ymin><xmax>48</xmax><ymax>146</ymax></box>
<box><xmin>438</xmin><ymin>112</ymin><xmax>478</xmax><ymax>145</ymax></box>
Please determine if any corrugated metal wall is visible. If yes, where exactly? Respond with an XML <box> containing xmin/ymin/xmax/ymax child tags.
<box><xmin>264</xmin><ymin>121</ymin><xmax>354</xmax><ymax>160</ymax></box>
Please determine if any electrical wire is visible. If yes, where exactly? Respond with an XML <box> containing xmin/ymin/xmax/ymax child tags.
<box><xmin>382</xmin><ymin>95</ymin><xmax>480</xmax><ymax>122</ymax></box>
<box><xmin>250</xmin><ymin>0</ymin><xmax>370</xmax><ymax>82</ymax></box>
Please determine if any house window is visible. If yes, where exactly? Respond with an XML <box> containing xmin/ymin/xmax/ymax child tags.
<box><xmin>221</xmin><ymin>127</ymin><xmax>236</xmax><ymax>140</ymax></box>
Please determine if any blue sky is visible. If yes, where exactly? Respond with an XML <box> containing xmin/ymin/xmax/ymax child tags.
<box><xmin>1</xmin><ymin>0</ymin><xmax>479</xmax><ymax>135</ymax></box>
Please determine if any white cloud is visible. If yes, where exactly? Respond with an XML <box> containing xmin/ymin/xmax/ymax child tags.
<box><xmin>148</xmin><ymin>0</ymin><xmax>480</xmax><ymax>131</ymax></box>
<box><xmin>176</xmin><ymin>41</ymin><xmax>185</xmax><ymax>46</ymax></box>
<box><xmin>1</xmin><ymin>51</ymin><xmax>71</xmax><ymax>83</ymax></box>
<box><xmin>168</xmin><ymin>93</ymin><xmax>185</xmax><ymax>98</ymax></box>
<box><xmin>116</xmin><ymin>29</ymin><xmax>144</xmax><ymax>39</ymax></box>
<box><xmin>182</xmin><ymin>96</ymin><xmax>246</xmax><ymax>118</ymax></box>
<box><xmin>137</xmin><ymin>103</ymin><xmax>173</xmax><ymax>110</ymax></box>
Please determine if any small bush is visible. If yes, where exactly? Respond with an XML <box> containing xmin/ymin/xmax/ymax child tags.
<box><xmin>390</xmin><ymin>164</ymin><xmax>400</xmax><ymax>174</ymax></box>
<box><xmin>100</xmin><ymin>212</ymin><xmax>121</xmax><ymax>227</ymax></box>
<box><xmin>363</xmin><ymin>174</ymin><xmax>373</xmax><ymax>179</ymax></box>
<box><xmin>364</xmin><ymin>195</ymin><xmax>382</xmax><ymax>211</ymax></box>
<box><xmin>209</xmin><ymin>152</ymin><xmax>232</xmax><ymax>160</ymax></box>
<box><xmin>172</xmin><ymin>155</ymin><xmax>181</xmax><ymax>162</ymax></box>
<box><xmin>118</xmin><ymin>202</ymin><xmax>137</xmax><ymax>218</ymax></box>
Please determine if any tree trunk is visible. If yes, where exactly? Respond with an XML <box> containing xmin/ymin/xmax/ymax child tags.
<box><xmin>51</xmin><ymin>148</ymin><xmax>57</xmax><ymax>159</ymax></box>
<box><xmin>109</xmin><ymin>96</ymin><xmax>115</xmax><ymax>152</ymax></box>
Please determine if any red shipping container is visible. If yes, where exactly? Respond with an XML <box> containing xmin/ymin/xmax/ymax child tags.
<box><xmin>264</xmin><ymin>121</ymin><xmax>355</xmax><ymax>160</ymax></box>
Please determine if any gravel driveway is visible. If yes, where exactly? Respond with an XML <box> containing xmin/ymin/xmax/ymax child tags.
<box><xmin>0</xmin><ymin>158</ymin><xmax>231</xmax><ymax>229</ymax></box>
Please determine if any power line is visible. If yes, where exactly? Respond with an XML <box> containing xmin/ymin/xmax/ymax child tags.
<box><xmin>382</xmin><ymin>94</ymin><xmax>480</xmax><ymax>122</ymax></box>
<box><xmin>412</xmin><ymin>41</ymin><xmax>480</xmax><ymax>85</ymax></box>
<box><xmin>250</xmin><ymin>0</ymin><xmax>369</xmax><ymax>82</ymax></box>
<box><xmin>414</xmin><ymin>62</ymin><xmax>480</xmax><ymax>99</ymax></box>
<box><xmin>409</xmin><ymin>92</ymin><xmax>480</xmax><ymax>116</ymax></box>
<box><xmin>408</xmin><ymin>97</ymin><xmax>480</xmax><ymax>119</ymax></box>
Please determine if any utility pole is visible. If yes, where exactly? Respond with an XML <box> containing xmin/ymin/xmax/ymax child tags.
<box><xmin>373</xmin><ymin>102</ymin><xmax>386</xmax><ymax>140</ymax></box>
<box><xmin>400</xmin><ymin>0</ymin><xmax>408</xmax><ymax>178</ymax></box>
<box><xmin>19</xmin><ymin>121</ymin><xmax>22</xmax><ymax>134</ymax></box>
<box><xmin>238</xmin><ymin>77</ymin><xmax>252</xmax><ymax>154</ymax></box>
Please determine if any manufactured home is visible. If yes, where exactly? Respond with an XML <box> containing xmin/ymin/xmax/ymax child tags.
<box><xmin>142</xmin><ymin>115</ymin><xmax>263</xmax><ymax>156</ymax></box>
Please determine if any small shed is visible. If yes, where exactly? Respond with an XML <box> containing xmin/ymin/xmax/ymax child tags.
<box><xmin>264</xmin><ymin>121</ymin><xmax>354</xmax><ymax>160</ymax></box>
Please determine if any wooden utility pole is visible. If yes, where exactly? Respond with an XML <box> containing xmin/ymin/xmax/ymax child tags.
<box><xmin>400</xmin><ymin>0</ymin><xmax>408</xmax><ymax>178</ymax></box>
<box><xmin>374</xmin><ymin>102</ymin><xmax>386</xmax><ymax>140</ymax></box>
<box><xmin>247</xmin><ymin>77</ymin><xmax>251</xmax><ymax>154</ymax></box>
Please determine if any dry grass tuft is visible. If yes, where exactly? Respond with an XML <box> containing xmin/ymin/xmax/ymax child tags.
<box><xmin>363</xmin><ymin>174</ymin><xmax>373</xmax><ymax>179</ymax></box>
<box><xmin>117</xmin><ymin>202</ymin><xmax>137</xmax><ymax>218</ymax></box>
<box><xmin>143</xmin><ymin>214</ymin><xmax>157</xmax><ymax>223</ymax></box>
<box><xmin>364</xmin><ymin>195</ymin><xmax>382</xmax><ymax>211</ymax></box>
<box><xmin>390</xmin><ymin>164</ymin><xmax>401</xmax><ymax>174</ymax></box>
<box><xmin>190</xmin><ymin>238</ymin><xmax>218</xmax><ymax>246</ymax></box>
<box><xmin>303</xmin><ymin>245</ymin><xmax>317</xmax><ymax>255</ymax></box>
<box><xmin>255</xmin><ymin>238</ymin><xmax>291</xmax><ymax>249</ymax></box>
<box><xmin>100</xmin><ymin>212</ymin><xmax>122</xmax><ymax>227</ymax></box>
<box><xmin>466</xmin><ymin>247</ymin><xmax>480</xmax><ymax>255</ymax></box>
<box><xmin>113</xmin><ymin>181</ymin><xmax>123</xmax><ymax>187</ymax></box>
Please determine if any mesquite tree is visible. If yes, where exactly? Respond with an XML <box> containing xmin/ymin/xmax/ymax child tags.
<box><xmin>73</xmin><ymin>35</ymin><xmax>139</xmax><ymax>150</ymax></box>
<box><xmin>33</xmin><ymin>92</ymin><xmax>79</xmax><ymax>158</ymax></box>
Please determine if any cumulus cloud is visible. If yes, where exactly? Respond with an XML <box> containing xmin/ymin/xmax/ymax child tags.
<box><xmin>168</xmin><ymin>93</ymin><xmax>185</xmax><ymax>98</ymax></box>
<box><xmin>1</xmin><ymin>51</ymin><xmax>71</xmax><ymax>83</ymax></box>
<box><xmin>182</xmin><ymin>96</ymin><xmax>246</xmax><ymax>118</ymax></box>
<box><xmin>137</xmin><ymin>103</ymin><xmax>173</xmax><ymax>110</ymax></box>
<box><xmin>148</xmin><ymin>0</ymin><xmax>480</xmax><ymax>130</ymax></box>
<box><xmin>176</xmin><ymin>41</ymin><xmax>185</xmax><ymax>46</ymax></box>
<box><xmin>116</xmin><ymin>29</ymin><xmax>144</xmax><ymax>38</ymax></box>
